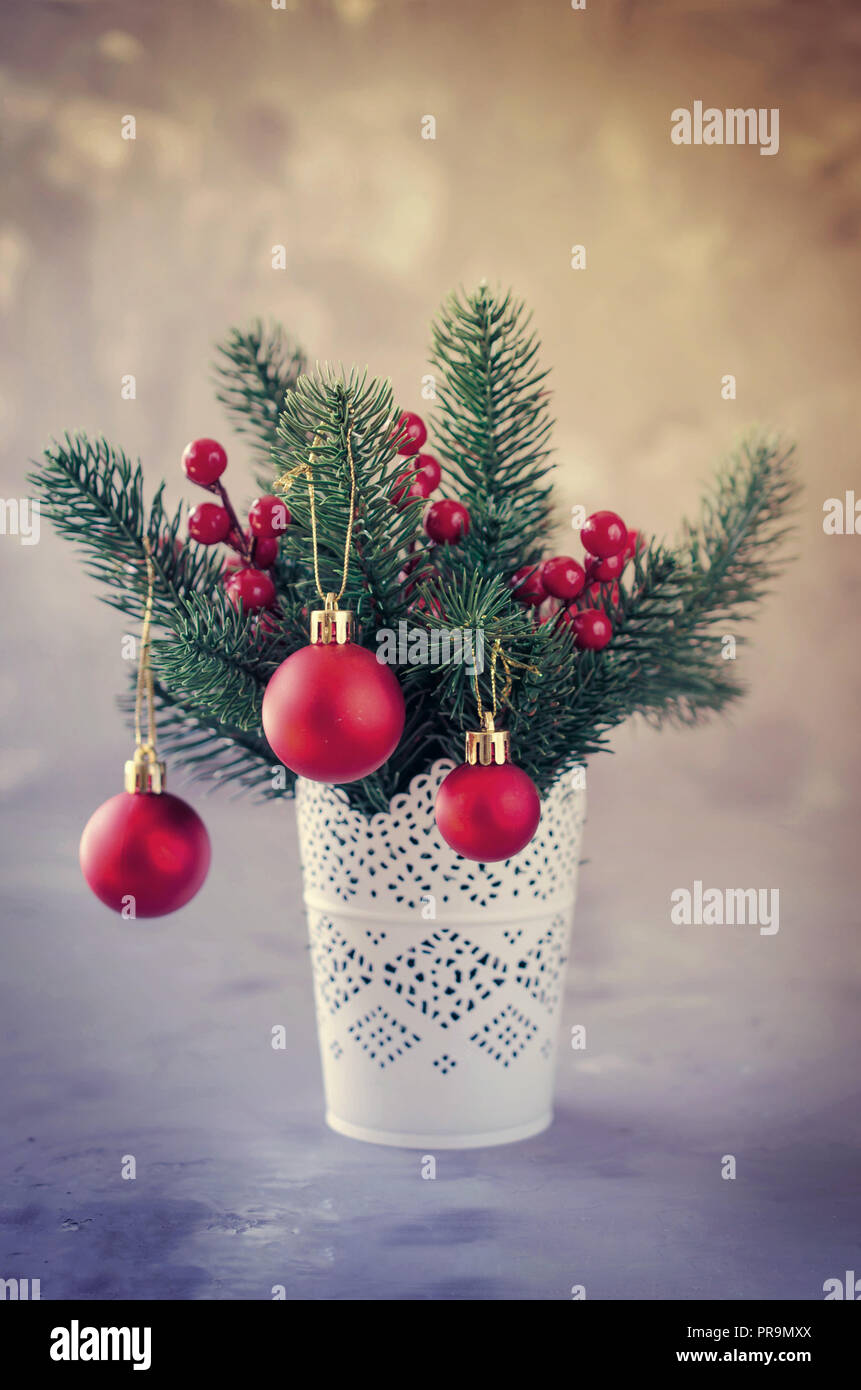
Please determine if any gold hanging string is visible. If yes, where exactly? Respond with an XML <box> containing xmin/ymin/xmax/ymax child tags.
<box><xmin>276</xmin><ymin>417</ymin><xmax>357</xmax><ymax>610</ymax></box>
<box><xmin>473</xmin><ymin>639</ymin><xmax>540</xmax><ymax>729</ymax></box>
<box><xmin>134</xmin><ymin>536</ymin><xmax>158</xmax><ymax>756</ymax></box>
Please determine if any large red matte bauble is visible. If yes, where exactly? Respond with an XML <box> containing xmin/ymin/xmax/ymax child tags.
<box><xmin>581</xmin><ymin>510</ymin><xmax>627</xmax><ymax>558</ymax></box>
<box><xmin>435</xmin><ymin>761</ymin><xmax>541</xmax><ymax>862</ymax></box>
<box><xmin>262</xmin><ymin>642</ymin><xmax>406</xmax><ymax>783</ymax></box>
<box><xmin>80</xmin><ymin>791</ymin><xmax>211</xmax><ymax>918</ymax></box>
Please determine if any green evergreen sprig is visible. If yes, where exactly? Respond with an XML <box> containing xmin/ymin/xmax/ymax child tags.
<box><xmin>30</xmin><ymin>288</ymin><xmax>799</xmax><ymax>816</ymax></box>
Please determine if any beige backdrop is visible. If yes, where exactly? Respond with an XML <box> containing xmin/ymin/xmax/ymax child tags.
<box><xmin>1</xmin><ymin>0</ymin><xmax>859</xmax><ymax>1300</ymax></box>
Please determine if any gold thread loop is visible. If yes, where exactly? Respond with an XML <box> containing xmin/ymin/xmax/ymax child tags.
<box><xmin>276</xmin><ymin>415</ymin><xmax>357</xmax><ymax>608</ymax></box>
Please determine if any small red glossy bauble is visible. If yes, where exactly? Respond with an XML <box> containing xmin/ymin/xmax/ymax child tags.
<box><xmin>225</xmin><ymin>566</ymin><xmax>277</xmax><ymax>611</ymax></box>
<box><xmin>581</xmin><ymin>510</ymin><xmax>627</xmax><ymax>558</ymax></box>
<box><xmin>262</xmin><ymin>641</ymin><xmax>406</xmax><ymax>783</ymax></box>
<box><xmin>248</xmin><ymin>495</ymin><xmax>291</xmax><ymax>537</ymax></box>
<box><xmin>188</xmin><ymin>502</ymin><xmax>231</xmax><ymax>545</ymax></box>
<box><xmin>395</xmin><ymin>411</ymin><xmax>427</xmax><ymax>454</ymax></box>
<box><xmin>541</xmin><ymin>555</ymin><xmax>586</xmax><ymax>601</ymax></box>
<box><xmin>424</xmin><ymin>498</ymin><xmax>470</xmax><ymax>545</ymax></box>
<box><xmin>414</xmin><ymin>453</ymin><xmax>441</xmax><ymax>491</ymax></box>
<box><xmin>182</xmin><ymin>438</ymin><xmax>227</xmax><ymax>486</ymax></box>
<box><xmin>80</xmin><ymin>791</ymin><xmax>210</xmax><ymax>917</ymax></box>
<box><xmin>570</xmin><ymin>607</ymin><xmax>613</xmax><ymax>650</ymax></box>
<box><xmin>435</xmin><ymin>761</ymin><xmax>541</xmax><ymax>862</ymax></box>
<box><xmin>510</xmin><ymin>564</ymin><xmax>546</xmax><ymax>606</ymax></box>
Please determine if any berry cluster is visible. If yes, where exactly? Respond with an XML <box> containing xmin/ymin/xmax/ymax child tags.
<box><xmin>182</xmin><ymin>438</ymin><xmax>290</xmax><ymax>614</ymax></box>
<box><xmin>510</xmin><ymin>510</ymin><xmax>642</xmax><ymax>651</ymax></box>
<box><xmin>390</xmin><ymin>411</ymin><xmax>472</xmax><ymax>546</ymax></box>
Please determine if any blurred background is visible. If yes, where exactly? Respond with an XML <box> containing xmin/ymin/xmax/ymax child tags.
<box><xmin>1</xmin><ymin>0</ymin><xmax>859</xmax><ymax>1300</ymax></box>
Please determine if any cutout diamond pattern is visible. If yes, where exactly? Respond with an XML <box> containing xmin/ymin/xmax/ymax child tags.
<box><xmin>348</xmin><ymin>1006</ymin><xmax>421</xmax><ymax>1069</ymax></box>
<box><xmin>382</xmin><ymin>929</ymin><xmax>507</xmax><ymax>1028</ymax></box>
<box><xmin>514</xmin><ymin>915</ymin><xmax>569</xmax><ymax>1012</ymax></box>
<box><xmin>310</xmin><ymin>919</ymin><xmax>373</xmax><ymax>1015</ymax></box>
<box><xmin>469</xmin><ymin>1005</ymin><xmax>538</xmax><ymax>1067</ymax></box>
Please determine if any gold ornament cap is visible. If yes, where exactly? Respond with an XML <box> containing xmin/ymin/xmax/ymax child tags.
<box><xmin>310</xmin><ymin>594</ymin><xmax>355</xmax><ymax>646</ymax></box>
<box><xmin>464</xmin><ymin>713</ymin><xmax>511</xmax><ymax>767</ymax></box>
<box><xmin>125</xmin><ymin>746</ymin><xmax>166</xmax><ymax>794</ymax></box>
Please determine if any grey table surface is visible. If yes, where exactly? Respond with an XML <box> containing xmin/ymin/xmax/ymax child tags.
<box><xmin>2</xmin><ymin>735</ymin><xmax>858</xmax><ymax>1302</ymax></box>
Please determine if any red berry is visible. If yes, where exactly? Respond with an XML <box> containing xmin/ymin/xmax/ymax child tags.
<box><xmin>510</xmin><ymin>564</ymin><xmax>546</xmax><ymax>606</ymax></box>
<box><xmin>392</xmin><ymin>469</ymin><xmax>433</xmax><ymax>506</ymax></box>
<box><xmin>225</xmin><ymin>566</ymin><xmax>277</xmax><ymax>611</ymax></box>
<box><xmin>252</xmin><ymin>536</ymin><xmax>279</xmax><ymax>567</ymax></box>
<box><xmin>248</xmin><ymin>495</ymin><xmax>291</xmax><ymax>538</ymax></box>
<box><xmin>395</xmin><ymin>411</ymin><xmax>427</xmax><ymax>455</ymax></box>
<box><xmin>569</xmin><ymin>608</ymin><xmax>613</xmax><ymax>650</ymax></box>
<box><xmin>581</xmin><ymin>510</ymin><xmax>627</xmax><ymax>558</ymax></box>
<box><xmin>586</xmin><ymin>550</ymin><xmax>627</xmax><ymax>582</ymax></box>
<box><xmin>624</xmin><ymin>528</ymin><xmax>643</xmax><ymax>559</ymax></box>
<box><xmin>414</xmin><ymin>453</ymin><xmax>441</xmax><ymax>491</ymax></box>
<box><xmin>424</xmin><ymin>498</ymin><xmax>470</xmax><ymax>545</ymax></box>
<box><xmin>188</xmin><ymin>502</ymin><xmax>231</xmax><ymax>545</ymax></box>
<box><xmin>182</xmin><ymin>438</ymin><xmax>227</xmax><ymax>486</ymax></box>
<box><xmin>584</xmin><ymin>580</ymin><xmax>620</xmax><ymax>606</ymax></box>
<box><xmin>541</xmin><ymin>555</ymin><xmax>586</xmax><ymax>601</ymax></box>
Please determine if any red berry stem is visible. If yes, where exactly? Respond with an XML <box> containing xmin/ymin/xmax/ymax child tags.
<box><xmin>210</xmin><ymin>480</ymin><xmax>251</xmax><ymax>561</ymax></box>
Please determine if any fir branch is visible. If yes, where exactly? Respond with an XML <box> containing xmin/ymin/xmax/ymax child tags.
<box><xmin>29</xmin><ymin>433</ymin><xmax>224</xmax><ymax>625</ymax></box>
<box><xmin>214</xmin><ymin>322</ymin><xmax>306</xmax><ymax>484</ymax></box>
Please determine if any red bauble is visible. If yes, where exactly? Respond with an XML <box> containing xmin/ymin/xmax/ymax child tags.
<box><xmin>541</xmin><ymin>555</ymin><xmax>586</xmax><ymax>601</ymax></box>
<box><xmin>586</xmin><ymin>550</ymin><xmax>627</xmax><ymax>582</ymax></box>
<box><xmin>581</xmin><ymin>510</ymin><xmax>627</xmax><ymax>558</ymax></box>
<box><xmin>182</xmin><ymin>438</ymin><xmax>228</xmax><ymax>486</ymax></box>
<box><xmin>414</xmin><ymin>453</ymin><xmax>441</xmax><ymax>491</ymax></box>
<box><xmin>80</xmin><ymin>791</ymin><xmax>210</xmax><ymax>918</ymax></box>
<box><xmin>188</xmin><ymin>502</ymin><xmax>231</xmax><ymax>545</ymax></box>
<box><xmin>395</xmin><ymin>411</ymin><xmax>427</xmax><ymax>454</ymax></box>
<box><xmin>510</xmin><ymin>563</ymin><xmax>546</xmax><ymax>606</ymax></box>
<box><xmin>435</xmin><ymin>762</ymin><xmax>541</xmax><ymax>862</ymax></box>
<box><xmin>570</xmin><ymin>607</ymin><xmax>613</xmax><ymax>650</ymax></box>
<box><xmin>225</xmin><ymin>566</ymin><xmax>277</xmax><ymax>611</ymax></box>
<box><xmin>424</xmin><ymin>498</ymin><xmax>470</xmax><ymax>544</ymax></box>
<box><xmin>248</xmin><ymin>495</ymin><xmax>291</xmax><ymax>537</ymax></box>
<box><xmin>262</xmin><ymin>642</ymin><xmax>405</xmax><ymax>783</ymax></box>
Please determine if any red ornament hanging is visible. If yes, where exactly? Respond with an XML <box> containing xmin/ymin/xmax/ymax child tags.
<box><xmin>510</xmin><ymin>563</ymin><xmax>546</xmax><ymax>606</ymax></box>
<box><xmin>435</xmin><ymin>639</ymin><xmax>540</xmax><ymax>862</ymax></box>
<box><xmin>263</xmin><ymin>601</ymin><xmax>405</xmax><ymax>783</ymax></box>
<box><xmin>262</xmin><ymin>417</ymin><xmax>406</xmax><ymax>784</ymax></box>
<box><xmin>79</xmin><ymin>539</ymin><xmax>210</xmax><ymax>918</ymax></box>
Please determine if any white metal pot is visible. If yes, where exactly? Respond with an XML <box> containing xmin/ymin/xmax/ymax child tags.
<box><xmin>295</xmin><ymin>759</ymin><xmax>586</xmax><ymax>1149</ymax></box>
